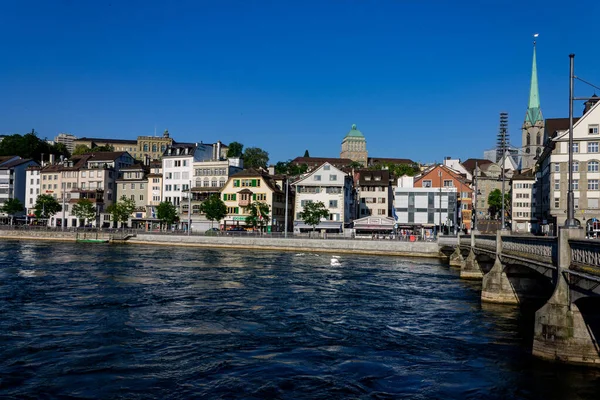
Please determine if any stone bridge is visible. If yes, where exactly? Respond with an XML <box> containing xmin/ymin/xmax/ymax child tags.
<box><xmin>441</xmin><ymin>228</ymin><xmax>600</xmax><ymax>366</ymax></box>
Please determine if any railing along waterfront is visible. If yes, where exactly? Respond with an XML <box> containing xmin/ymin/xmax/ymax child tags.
<box><xmin>501</xmin><ymin>236</ymin><xmax>557</xmax><ymax>265</ymax></box>
<box><xmin>0</xmin><ymin>225</ymin><xmax>435</xmax><ymax>242</ymax></box>
<box><xmin>474</xmin><ymin>234</ymin><xmax>496</xmax><ymax>251</ymax></box>
<box><xmin>569</xmin><ymin>239</ymin><xmax>600</xmax><ymax>277</ymax></box>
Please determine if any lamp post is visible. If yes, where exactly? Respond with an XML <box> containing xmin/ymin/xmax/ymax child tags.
<box><xmin>284</xmin><ymin>176</ymin><xmax>289</xmax><ymax>238</ymax></box>
<box><xmin>187</xmin><ymin>180</ymin><xmax>192</xmax><ymax>235</ymax></box>
<box><xmin>566</xmin><ymin>54</ymin><xmax>578</xmax><ymax>228</ymax></box>
<box><xmin>473</xmin><ymin>162</ymin><xmax>479</xmax><ymax>232</ymax></box>
<box><xmin>61</xmin><ymin>184</ymin><xmax>66</xmax><ymax>231</ymax></box>
<box><xmin>438</xmin><ymin>168</ymin><xmax>443</xmax><ymax>236</ymax></box>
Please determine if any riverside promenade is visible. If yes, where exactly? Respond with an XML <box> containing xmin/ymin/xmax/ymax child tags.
<box><xmin>0</xmin><ymin>227</ymin><xmax>443</xmax><ymax>258</ymax></box>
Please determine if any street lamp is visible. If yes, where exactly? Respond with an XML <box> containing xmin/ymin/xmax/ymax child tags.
<box><xmin>187</xmin><ymin>180</ymin><xmax>192</xmax><ymax>235</ymax></box>
<box><xmin>284</xmin><ymin>176</ymin><xmax>289</xmax><ymax>238</ymax></box>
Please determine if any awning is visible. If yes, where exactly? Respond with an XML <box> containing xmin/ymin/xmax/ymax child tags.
<box><xmin>294</xmin><ymin>221</ymin><xmax>342</xmax><ymax>230</ymax></box>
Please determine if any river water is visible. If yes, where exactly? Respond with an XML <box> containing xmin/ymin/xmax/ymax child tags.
<box><xmin>1</xmin><ymin>240</ymin><xmax>599</xmax><ymax>399</ymax></box>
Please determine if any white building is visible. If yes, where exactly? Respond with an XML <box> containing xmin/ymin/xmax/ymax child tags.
<box><xmin>292</xmin><ymin>162</ymin><xmax>355</xmax><ymax>232</ymax></box>
<box><xmin>443</xmin><ymin>157</ymin><xmax>472</xmax><ymax>181</ymax></box>
<box><xmin>54</xmin><ymin>133</ymin><xmax>78</xmax><ymax>153</ymax></box>
<box><xmin>511</xmin><ymin>170</ymin><xmax>536</xmax><ymax>233</ymax></box>
<box><xmin>0</xmin><ymin>157</ymin><xmax>39</xmax><ymax>222</ymax></box>
<box><xmin>25</xmin><ymin>165</ymin><xmax>41</xmax><ymax>218</ymax></box>
<box><xmin>394</xmin><ymin>175</ymin><xmax>458</xmax><ymax>232</ymax></box>
<box><xmin>162</xmin><ymin>143</ymin><xmax>212</xmax><ymax>208</ymax></box>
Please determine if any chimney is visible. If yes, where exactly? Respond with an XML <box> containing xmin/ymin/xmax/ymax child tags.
<box><xmin>217</xmin><ymin>141</ymin><xmax>222</xmax><ymax>160</ymax></box>
<box><xmin>49</xmin><ymin>154</ymin><xmax>55</xmax><ymax>165</ymax></box>
<box><xmin>268</xmin><ymin>165</ymin><xmax>275</xmax><ymax>175</ymax></box>
<box><xmin>41</xmin><ymin>153</ymin><xmax>45</xmax><ymax>167</ymax></box>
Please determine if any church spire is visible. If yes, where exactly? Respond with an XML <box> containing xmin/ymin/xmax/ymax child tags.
<box><xmin>525</xmin><ymin>38</ymin><xmax>543</xmax><ymax>125</ymax></box>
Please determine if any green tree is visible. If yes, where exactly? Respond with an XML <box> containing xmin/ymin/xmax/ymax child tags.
<box><xmin>487</xmin><ymin>189</ymin><xmax>510</xmax><ymax>219</ymax></box>
<box><xmin>0</xmin><ymin>198</ymin><xmax>25</xmax><ymax>225</ymax></box>
<box><xmin>71</xmin><ymin>199</ymin><xmax>97</xmax><ymax>226</ymax></box>
<box><xmin>274</xmin><ymin>160</ymin><xmax>290</xmax><ymax>175</ymax></box>
<box><xmin>33</xmin><ymin>194</ymin><xmax>62</xmax><ymax>220</ymax></box>
<box><xmin>156</xmin><ymin>201</ymin><xmax>179</xmax><ymax>229</ymax></box>
<box><xmin>199</xmin><ymin>194</ymin><xmax>227</xmax><ymax>228</ymax></box>
<box><xmin>72</xmin><ymin>144</ymin><xmax>92</xmax><ymax>155</ymax></box>
<box><xmin>107</xmin><ymin>195</ymin><xmax>136</xmax><ymax>228</ymax></box>
<box><xmin>243</xmin><ymin>147</ymin><xmax>269</xmax><ymax>169</ymax></box>
<box><xmin>298</xmin><ymin>201</ymin><xmax>330</xmax><ymax>235</ymax></box>
<box><xmin>245</xmin><ymin>201</ymin><xmax>270</xmax><ymax>232</ymax></box>
<box><xmin>226</xmin><ymin>141</ymin><xmax>244</xmax><ymax>158</ymax></box>
<box><xmin>347</xmin><ymin>161</ymin><xmax>363</xmax><ymax>169</ymax></box>
<box><xmin>0</xmin><ymin>130</ymin><xmax>70</xmax><ymax>162</ymax></box>
<box><xmin>91</xmin><ymin>144</ymin><xmax>114</xmax><ymax>152</ymax></box>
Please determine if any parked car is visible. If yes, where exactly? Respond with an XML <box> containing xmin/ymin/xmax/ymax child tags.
<box><xmin>228</xmin><ymin>227</ymin><xmax>246</xmax><ymax>232</ymax></box>
<box><xmin>205</xmin><ymin>227</ymin><xmax>220</xmax><ymax>236</ymax></box>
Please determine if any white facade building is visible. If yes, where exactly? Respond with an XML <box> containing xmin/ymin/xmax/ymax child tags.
<box><xmin>25</xmin><ymin>166</ymin><xmax>41</xmax><ymax>217</ymax></box>
<box><xmin>511</xmin><ymin>171</ymin><xmax>536</xmax><ymax>233</ymax></box>
<box><xmin>162</xmin><ymin>143</ymin><xmax>212</xmax><ymax>208</ymax></box>
<box><xmin>292</xmin><ymin>162</ymin><xmax>355</xmax><ymax>232</ymax></box>
<box><xmin>0</xmin><ymin>157</ymin><xmax>39</xmax><ymax>222</ymax></box>
<box><xmin>394</xmin><ymin>176</ymin><xmax>457</xmax><ymax>231</ymax></box>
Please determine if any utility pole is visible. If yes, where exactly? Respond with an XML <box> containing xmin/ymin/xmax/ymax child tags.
<box><xmin>498</xmin><ymin>112</ymin><xmax>509</xmax><ymax>230</ymax></box>
<box><xmin>61</xmin><ymin>183</ymin><xmax>66</xmax><ymax>231</ymax></box>
<box><xmin>284</xmin><ymin>176</ymin><xmax>289</xmax><ymax>238</ymax></box>
<box><xmin>566</xmin><ymin>54</ymin><xmax>578</xmax><ymax>228</ymax></box>
<box><xmin>438</xmin><ymin>168</ymin><xmax>443</xmax><ymax>236</ymax></box>
<box><xmin>187</xmin><ymin>180</ymin><xmax>192</xmax><ymax>235</ymax></box>
<box><xmin>473</xmin><ymin>161</ymin><xmax>479</xmax><ymax>232</ymax></box>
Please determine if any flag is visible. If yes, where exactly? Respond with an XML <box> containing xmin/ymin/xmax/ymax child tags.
<box><xmin>391</xmin><ymin>205</ymin><xmax>399</xmax><ymax>221</ymax></box>
<box><xmin>151</xmin><ymin>207</ymin><xmax>156</xmax><ymax>219</ymax></box>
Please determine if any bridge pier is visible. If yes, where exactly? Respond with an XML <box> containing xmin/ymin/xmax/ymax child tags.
<box><xmin>460</xmin><ymin>232</ymin><xmax>483</xmax><ymax>280</ymax></box>
<box><xmin>532</xmin><ymin>228</ymin><xmax>600</xmax><ymax>365</ymax></box>
<box><xmin>449</xmin><ymin>246</ymin><xmax>465</xmax><ymax>268</ymax></box>
<box><xmin>481</xmin><ymin>231</ymin><xmax>518</xmax><ymax>304</ymax></box>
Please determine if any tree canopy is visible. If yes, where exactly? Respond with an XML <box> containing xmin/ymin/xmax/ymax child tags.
<box><xmin>33</xmin><ymin>194</ymin><xmax>62</xmax><ymax>219</ymax></box>
<box><xmin>72</xmin><ymin>144</ymin><xmax>114</xmax><ymax>156</ymax></box>
<box><xmin>243</xmin><ymin>147</ymin><xmax>269</xmax><ymax>169</ymax></box>
<box><xmin>0</xmin><ymin>198</ymin><xmax>25</xmax><ymax>224</ymax></box>
<box><xmin>156</xmin><ymin>201</ymin><xmax>179</xmax><ymax>228</ymax></box>
<box><xmin>71</xmin><ymin>199</ymin><xmax>97</xmax><ymax>225</ymax></box>
<box><xmin>199</xmin><ymin>194</ymin><xmax>227</xmax><ymax>228</ymax></box>
<box><xmin>0</xmin><ymin>130</ymin><xmax>70</xmax><ymax>161</ymax></box>
<box><xmin>226</xmin><ymin>141</ymin><xmax>244</xmax><ymax>158</ymax></box>
<box><xmin>368</xmin><ymin>162</ymin><xmax>421</xmax><ymax>177</ymax></box>
<box><xmin>245</xmin><ymin>201</ymin><xmax>270</xmax><ymax>231</ymax></box>
<box><xmin>298</xmin><ymin>201</ymin><xmax>330</xmax><ymax>232</ymax></box>
<box><xmin>274</xmin><ymin>160</ymin><xmax>308</xmax><ymax>176</ymax></box>
<box><xmin>487</xmin><ymin>189</ymin><xmax>511</xmax><ymax>220</ymax></box>
<box><xmin>106</xmin><ymin>195</ymin><xmax>136</xmax><ymax>227</ymax></box>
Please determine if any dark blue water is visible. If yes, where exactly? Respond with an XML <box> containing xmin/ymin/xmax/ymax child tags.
<box><xmin>1</xmin><ymin>240</ymin><xmax>599</xmax><ymax>399</ymax></box>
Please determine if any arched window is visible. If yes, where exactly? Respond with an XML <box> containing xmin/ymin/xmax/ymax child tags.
<box><xmin>526</xmin><ymin>133</ymin><xmax>531</xmax><ymax>146</ymax></box>
<box><xmin>161</xmin><ymin>145</ymin><xmax>166</xmax><ymax>152</ymax></box>
<box><xmin>588</xmin><ymin>160</ymin><xmax>599</xmax><ymax>172</ymax></box>
<box><xmin>211</xmin><ymin>179</ymin><xmax>218</xmax><ymax>187</ymax></box>
<box><xmin>204</xmin><ymin>178</ymin><xmax>209</xmax><ymax>187</ymax></box>
<box><xmin>219</xmin><ymin>178</ymin><xmax>226</xmax><ymax>187</ymax></box>
<box><xmin>536</xmin><ymin>147</ymin><xmax>541</xmax><ymax>157</ymax></box>
<box><xmin>143</xmin><ymin>143</ymin><xmax>149</xmax><ymax>152</ymax></box>
<box><xmin>536</xmin><ymin>133</ymin><xmax>541</xmax><ymax>145</ymax></box>
<box><xmin>152</xmin><ymin>144</ymin><xmax>157</xmax><ymax>152</ymax></box>
<box><xmin>573</xmin><ymin>161</ymin><xmax>579</xmax><ymax>172</ymax></box>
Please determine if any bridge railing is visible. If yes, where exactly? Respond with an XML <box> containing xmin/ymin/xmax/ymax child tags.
<box><xmin>474</xmin><ymin>234</ymin><xmax>496</xmax><ymax>251</ymax></box>
<box><xmin>569</xmin><ymin>239</ymin><xmax>600</xmax><ymax>277</ymax></box>
<box><xmin>501</xmin><ymin>235</ymin><xmax>557</xmax><ymax>265</ymax></box>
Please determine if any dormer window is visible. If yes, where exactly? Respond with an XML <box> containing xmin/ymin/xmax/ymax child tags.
<box><xmin>323</xmin><ymin>165</ymin><xmax>330</xmax><ymax>170</ymax></box>
<box><xmin>364</xmin><ymin>176</ymin><xmax>371</xmax><ymax>181</ymax></box>
<box><xmin>374</xmin><ymin>176</ymin><xmax>381</xmax><ymax>181</ymax></box>
<box><xmin>589</xmin><ymin>124</ymin><xmax>599</xmax><ymax>135</ymax></box>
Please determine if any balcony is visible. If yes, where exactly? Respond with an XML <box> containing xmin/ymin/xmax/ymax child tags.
<box><xmin>238</xmin><ymin>189</ymin><xmax>253</xmax><ymax>207</ymax></box>
<box><xmin>69</xmin><ymin>189</ymin><xmax>105</xmax><ymax>203</ymax></box>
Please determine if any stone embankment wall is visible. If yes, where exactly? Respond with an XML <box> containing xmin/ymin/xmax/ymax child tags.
<box><xmin>0</xmin><ymin>230</ymin><xmax>443</xmax><ymax>258</ymax></box>
<box><xmin>129</xmin><ymin>234</ymin><xmax>442</xmax><ymax>258</ymax></box>
<box><xmin>0</xmin><ymin>230</ymin><xmax>77</xmax><ymax>242</ymax></box>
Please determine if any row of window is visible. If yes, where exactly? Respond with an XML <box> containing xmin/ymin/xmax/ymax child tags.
<box><xmin>515</xmin><ymin>193</ymin><xmax>530</xmax><ymax>198</ymax></box>
<box><xmin>122</xmin><ymin>183</ymin><xmax>145</xmax><ymax>190</ymax></box>
<box><xmin>223</xmin><ymin>193</ymin><xmax>268</xmax><ymax>202</ymax></box>
<box><xmin>195</xmin><ymin>168</ymin><xmax>228</xmax><ymax>176</ymax></box>
<box><xmin>513</xmin><ymin>183</ymin><xmax>533</xmax><ymax>189</ymax></box>
<box><xmin>296</xmin><ymin>212</ymin><xmax>341</xmax><ymax>221</ymax></box>
<box><xmin>165</xmin><ymin>172</ymin><xmax>190</xmax><ymax>180</ymax></box>
<box><xmin>555</xmin><ymin>160</ymin><xmax>600</xmax><ymax>172</ymax></box>
<box><xmin>141</xmin><ymin>144</ymin><xmax>167</xmax><ymax>153</ymax></box>
<box><xmin>164</xmin><ymin>184</ymin><xmax>190</xmax><ymax>191</ymax></box>
<box><xmin>554</xmin><ymin>198</ymin><xmax>598</xmax><ymax>209</ymax></box>
<box><xmin>362</xmin><ymin>197</ymin><xmax>386</xmax><ymax>204</ymax></box>
<box><xmin>360</xmin><ymin>209</ymin><xmax>388</xmax><ymax>216</ymax></box>
<box><xmin>313</xmin><ymin>174</ymin><xmax>338</xmax><ymax>182</ymax></box>
<box><xmin>196</xmin><ymin>178</ymin><xmax>226</xmax><ymax>187</ymax></box>
<box><xmin>233</xmin><ymin>179</ymin><xmax>261</xmax><ymax>188</ymax></box>
<box><xmin>164</xmin><ymin>160</ymin><xmax>189</xmax><ymax>168</ymax></box>
<box><xmin>569</xmin><ymin>140</ymin><xmax>600</xmax><ymax>153</ymax></box>
<box><xmin>554</xmin><ymin>179</ymin><xmax>600</xmax><ymax>190</ymax></box>
<box><xmin>422</xmin><ymin>180</ymin><xmax>455</xmax><ymax>188</ymax></box>
<box><xmin>513</xmin><ymin>202</ymin><xmax>531</xmax><ymax>208</ymax></box>
<box><xmin>300</xmin><ymin>199</ymin><xmax>339</xmax><ymax>208</ymax></box>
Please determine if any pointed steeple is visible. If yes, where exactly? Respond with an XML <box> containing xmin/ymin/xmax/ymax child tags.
<box><xmin>525</xmin><ymin>41</ymin><xmax>543</xmax><ymax>125</ymax></box>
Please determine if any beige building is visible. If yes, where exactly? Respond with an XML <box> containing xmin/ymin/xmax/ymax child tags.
<box><xmin>137</xmin><ymin>130</ymin><xmax>173</xmax><ymax>161</ymax></box>
<box><xmin>220</xmin><ymin>169</ymin><xmax>293</xmax><ymax>232</ymax></box>
<box><xmin>511</xmin><ymin>170</ymin><xmax>536</xmax><ymax>233</ymax></box>
<box><xmin>340</xmin><ymin>124</ymin><xmax>368</xmax><ymax>167</ymax></box>
<box><xmin>116</xmin><ymin>164</ymin><xmax>148</xmax><ymax>227</ymax></box>
<box><xmin>36</xmin><ymin>152</ymin><xmax>135</xmax><ymax>227</ymax></box>
<box><xmin>356</xmin><ymin>169</ymin><xmax>392</xmax><ymax>218</ymax></box>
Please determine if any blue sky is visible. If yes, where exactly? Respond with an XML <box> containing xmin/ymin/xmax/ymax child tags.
<box><xmin>1</xmin><ymin>0</ymin><xmax>600</xmax><ymax>165</ymax></box>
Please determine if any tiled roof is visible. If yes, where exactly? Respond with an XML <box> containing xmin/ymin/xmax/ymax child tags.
<box><xmin>0</xmin><ymin>158</ymin><xmax>37</xmax><ymax>169</ymax></box>
<box><xmin>368</xmin><ymin>157</ymin><xmax>415</xmax><ymax>165</ymax></box>
<box><xmin>75</xmin><ymin>137</ymin><xmax>137</xmax><ymax>145</ymax></box>
<box><xmin>461</xmin><ymin>158</ymin><xmax>494</xmax><ymax>175</ymax></box>
<box><xmin>357</xmin><ymin>169</ymin><xmax>390</xmax><ymax>186</ymax></box>
<box><xmin>291</xmin><ymin>157</ymin><xmax>354</xmax><ymax>166</ymax></box>
<box><xmin>545</xmin><ymin>118</ymin><xmax>580</xmax><ymax>137</ymax></box>
<box><xmin>86</xmin><ymin>152</ymin><xmax>129</xmax><ymax>161</ymax></box>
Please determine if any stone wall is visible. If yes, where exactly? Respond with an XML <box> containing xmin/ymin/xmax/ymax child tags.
<box><xmin>0</xmin><ymin>230</ymin><xmax>77</xmax><ymax>242</ymax></box>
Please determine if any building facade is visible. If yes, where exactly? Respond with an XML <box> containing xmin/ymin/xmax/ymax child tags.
<box><xmin>220</xmin><ymin>169</ymin><xmax>293</xmax><ymax>232</ymax></box>
<box><xmin>394</xmin><ymin>175</ymin><xmax>458</xmax><ymax>235</ymax></box>
<box><xmin>356</xmin><ymin>169</ymin><xmax>392</xmax><ymax>218</ymax></box>
<box><xmin>162</xmin><ymin>143</ymin><xmax>212</xmax><ymax>209</ymax></box>
<box><xmin>0</xmin><ymin>157</ymin><xmax>39</xmax><ymax>222</ymax></box>
<box><xmin>292</xmin><ymin>162</ymin><xmax>356</xmax><ymax>232</ymax></box>
<box><xmin>115</xmin><ymin>164</ymin><xmax>148</xmax><ymax>227</ymax></box>
<box><xmin>340</xmin><ymin>124</ymin><xmax>368</xmax><ymax>167</ymax></box>
<box><xmin>137</xmin><ymin>130</ymin><xmax>173</xmax><ymax>161</ymax></box>
<box><xmin>511</xmin><ymin>170</ymin><xmax>536</xmax><ymax>233</ymax></box>
<box><xmin>25</xmin><ymin>165</ymin><xmax>41</xmax><ymax>218</ymax></box>
<box><xmin>536</xmin><ymin>99</ymin><xmax>600</xmax><ymax>233</ymax></box>
<box><xmin>54</xmin><ymin>133</ymin><xmax>78</xmax><ymax>153</ymax></box>
<box><xmin>413</xmin><ymin>164</ymin><xmax>472</xmax><ymax>231</ymax></box>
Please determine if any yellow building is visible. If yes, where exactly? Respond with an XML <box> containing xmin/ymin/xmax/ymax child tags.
<box><xmin>340</xmin><ymin>124</ymin><xmax>368</xmax><ymax>166</ymax></box>
<box><xmin>137</xmin><ymin>130</ymin><xmax>173</xmax><ymax>161</ymax></box>
<box><xmin>219</xmin><ymin>169</ymin><xmax>293</xmax><ymax>232</ymax></box>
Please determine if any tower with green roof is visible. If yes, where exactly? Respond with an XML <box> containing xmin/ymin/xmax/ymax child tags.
<box><xmin>521</xmin><ymin>38</ymin><xmax>544</xmax><ymax>169</ymax></box>
<box><xmin>340</xmin><ymin>124</ymin><xmax>368</xmax><ymax>166</ymax></box>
